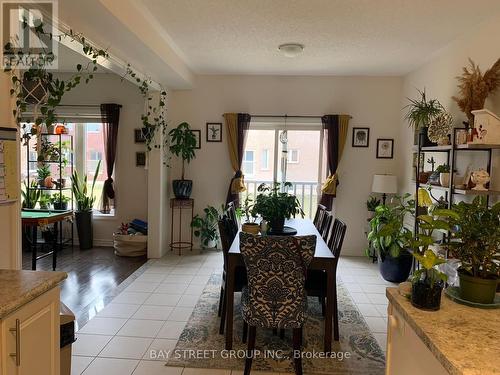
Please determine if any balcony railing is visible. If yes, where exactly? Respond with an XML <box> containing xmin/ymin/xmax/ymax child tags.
<box><xmin>243</xmin><ymin>180</ymin><xmax>320</xmax><ymax>218</ymax></box>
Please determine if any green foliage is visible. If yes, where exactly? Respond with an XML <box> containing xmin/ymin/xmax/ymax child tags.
<box><xmin>448</xmin><ymin>197</ymin><xmax>500</xmax><ymax>279</ymax></box>
<box><xmin>49</xmin><ymin>192</ymin><xmax>70</xmax><ymax>204</ymax></box>
<box><xmin>21</xmin><ymin>180</ymin><xmax>40</xmax><ymax>209</ymax></box>
<box><xmin>37</xmin><ymin>164</ymin><xmax>51</xmax><ymax>181</ymax></box>
<box><xmin>404</xmin><ymin>88</ymin><xmax>444</xmax><ymax>130</ymax></box>
<box><xmin>252</xmin><ymin>182</ymin><xmax>304</xmax><ymax>224</ymax></box>
<box><xmin>435</xmin><ymin>164</ymin><xmax>450</xmax><ymax>173</ymax></box>
<box><xmin>39</xmin><ymin>193</ymin><xmax>51</xmax><ymax>209</ymax></box>
<box><xmin>70</xmin><ymin>160</ymin><xmax>101</xmax><ymax>212</ymax></box>
<box><xmin>241</xmin><ymin>196</ymin><xmax>257</xmax><ymax>223</ymax></box>
<box><xmin>191</xmin><ymin>205</ymin><xmax>222</xmax><ymax>247</ymax></box>
<box><xmin>367</xmin><ymin>194</ymin><xmax>414</xmax><ymax>258</ymax></box>
<box><xmin>38</xmin><ymin>138</ymin><xmax>60</xmax><ymax>161</ymax></box>
<box><xmin>412</xmin><ymin>249</ymin><xmax>448</xmax><ymax>287</ymax></box>
<box><xmin>366</xmin><ymin>196</ymin><xmax>381</xmax><ymax>212</ymax></box>
<box><xmin>168</xmin><ymin>122</ymin><xmax>197</xmax><ymax>179</ymax></box>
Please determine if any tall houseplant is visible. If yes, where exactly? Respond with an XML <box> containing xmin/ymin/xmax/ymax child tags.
<box><xmin>252</xmin><ymin>182</ymin><xmax>304</xmax><ymax>233</ymax></box>
<box><xmin>191</xmin><ymin>205</ymin><xmax>221</xmax><ymax>248</ymax></box>
<box><xmin>169</xmin><ymin>122</ymin><xmax>197</xmax><ymax>199</ymax></box>
<box><xmin>71</xmin><ymin>160</ymin><xmax>101</xmax><ymax>250</ymax></box>
<box><xmin>448</xmin><ymin>197</ymin><xmax>500</xmax><ymax>304</ymax></box>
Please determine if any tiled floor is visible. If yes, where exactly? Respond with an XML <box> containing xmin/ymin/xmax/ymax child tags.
<box><xmin>71</xmin><ymin>252</ymin><xmax>393</xmax><ymax>374</ymax></box>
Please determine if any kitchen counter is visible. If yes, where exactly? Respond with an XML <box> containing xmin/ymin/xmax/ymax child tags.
<box><xmin>386</xmin><ymin>287</ymin><xmax>500</xmax><ymax>375</ymax></box>
<box><xmin>0</xmin><ymin>269</ymin><xmax>67</xmax><ymax>319</ymax></box>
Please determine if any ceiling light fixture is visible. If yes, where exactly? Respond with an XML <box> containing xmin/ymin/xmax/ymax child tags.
<box><xmin>278</xmin><ymin>43</ymin><xmax>304</xmax><ymax>58</ymax></box>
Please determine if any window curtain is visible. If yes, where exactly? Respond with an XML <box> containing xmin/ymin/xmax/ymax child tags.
<box><xmin>100</xmin><ymin>103</ymin><xmax>121</xmax><ymax>213</ymax></box>
<box><xmin>320</xmin><ymin>114</ymin><xmax>350</xmax><ymax>209</ymax></box>
<box><xmin>224</xmin><ymin>113</ymin><xmax>251</xmax><ymax>206</ymax></box>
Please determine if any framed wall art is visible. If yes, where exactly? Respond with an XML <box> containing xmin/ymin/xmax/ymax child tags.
<box><xmin>376</xmin><ymin>138</ymin><xmax>394</xmax><ymax>159</ymax></box>
<box><xmin>352</xmin><ymin>127</ymin><xmax>370</xmax><ymax>147</ymax></box>
<box><xmin>206</xmin><ymin>122</ymin><xmax>222</xmax><ymax>142</ymax></box>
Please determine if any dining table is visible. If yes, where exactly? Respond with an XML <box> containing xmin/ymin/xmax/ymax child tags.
<box><xmin>224</xmin><ymin>218</ymin><xmax>336</xmax><ymax>352</ymax></box>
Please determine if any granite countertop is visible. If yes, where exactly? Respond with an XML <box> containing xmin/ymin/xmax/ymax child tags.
<box><xmin>0</xmin><ymin>270</ymin><xmax>67</xmax><ymax>319</ymax></box>
<box><xmin>386</xmin><ymin>287</ymin><xmax>500</xmax><ymax>375</ymax></box>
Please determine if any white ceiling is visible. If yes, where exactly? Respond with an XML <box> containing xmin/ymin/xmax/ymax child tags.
<box><xmin>138</xmin><ymin>0</ymin><xmax>500</xmax><ymax>76</ymax></box>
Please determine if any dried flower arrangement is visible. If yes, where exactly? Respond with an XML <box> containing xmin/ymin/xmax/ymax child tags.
<box><xmin>452</xmin><ymin>58</ymin><xmax>500</xmax><ymax>125</ymax></box>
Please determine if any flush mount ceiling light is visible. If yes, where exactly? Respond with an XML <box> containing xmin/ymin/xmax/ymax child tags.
<box><xmin>278</xmin><ymin>43</ymin><xmax>304</xmax><ymax>58</ymax></box>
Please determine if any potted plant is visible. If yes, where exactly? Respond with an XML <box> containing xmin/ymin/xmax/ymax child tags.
<box><xmin>191</xmin><ymin>205</ymin><xmax>220</xmax><ymax>248</ymax></box>
<box><xmin>71</xmin><ymin>160</ymin><xmax>101</xmax><ymax>250</ymax></box>
<box><xmin>404</xmin><ymin>88</ymin><xmax>444</xmax><ymax>146</ymax></box>
<box><xmin>411</xmin><ymin>250</ymin><xmax>448</xmax><ymax>311</ymax></box>
<box><xmin>241</xmin><ymin>196</ymin><xmax>260</xmax><ymax>234</ymax></box>
<box><xmin>50</xmin><ymin>193</ymin><xmax>70</xmax><ymax>210</ymax></box>
<box><xmin>448</xmin><ymin>197</ymin><xmax>500</xmax><ymax>304</ymax></box>
<box><xmin>38</xmin><ymin>193</ymin><xmax>51</xmax><ymax>209</ymax></box>
<box><xmin>169</xmin><ymin>122</ymin><xmax>197</xmax><ymax>199</ymax></box>
<box><xmin>437</xmin><ymin>164</ymin><xmax>451</xmax><ymax>187</ymax></box>
<box><xmin>252</xmin><ymin>182</ymin><xmax>304</xmax><ymax>233</ymax></box>
<box><xmin>366</xmin><ymin>196</ymin><xmax>381</xmax><ymax>219</ymax></box>
<box><xmin>37</xmin><ymin>165</ymin><xmax>51</xmax><ymax>188</ymax></box>
<box><xmin>367</xmin><ymin>194</ymin><xmax>414</xmax><ymax>283</ymax></box>
<box><xmin>21</xmin><ymin>180</ymin><xmax>40</xmax><ymax>208</ymax></box>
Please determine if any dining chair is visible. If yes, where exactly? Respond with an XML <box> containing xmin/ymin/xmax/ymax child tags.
<box><xmin>313</xmin><ymin>204</ymin><xmax>326</xmax><ymax>230</ymax></box>
<box><xmin>226</xmin><ymin>201</ymin><xmax>239</xmax><ymax>234</ymax></box>
<box><xmin>320</xmin><ymin>211</ymin><xmax>333</xmax><ymax>243</ymax></box>
<box><xmin>305</xmin><ymin>218</ymin><xmax>347</xmax><ymax>341</ymax></box>
<box><xmin>217</xmin><ymin>215</ymin><xmax>247</xmax><ymax>335</ymax></box>
<box><xmin>239</xmin><ymin>232</ymin><xmax>317</xmax><ymax>375</ymax></box>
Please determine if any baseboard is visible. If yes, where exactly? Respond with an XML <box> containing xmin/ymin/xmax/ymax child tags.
<box><xmin>72</xmin><ymin>238</ymin><xmax>114</xmax><ymax>247</ymax></box>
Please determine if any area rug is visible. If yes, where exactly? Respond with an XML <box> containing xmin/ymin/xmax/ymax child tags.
<box><xmin>167</xmin><ymin>274</ymin><xmax>385</xmax><ymax>374</ymax></box>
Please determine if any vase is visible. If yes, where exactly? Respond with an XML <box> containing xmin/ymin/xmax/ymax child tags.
<box><xmin>75</xmin><ymin>210</ymin><xmax>93</xmax><ymax>250</ymax></box>
<box><xmin>172</xmin><ymin>179</ymin><xmax>193</xmax><ymax>199</ymax></box>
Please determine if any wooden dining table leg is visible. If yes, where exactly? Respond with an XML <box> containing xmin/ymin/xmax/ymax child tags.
<box><xmin>324</xmin><ymin>265</ymin><xmax>334</xmax><ymax>352</ymax></box>
<box><xmin>225</xmin><ymin>255</ymin><xmax>236</xmax><ymax>350</ymax></box>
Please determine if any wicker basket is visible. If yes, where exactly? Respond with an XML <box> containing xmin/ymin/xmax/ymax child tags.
<box><xmin>113</xmin><ymin>234</ymin><xmax>147</xmax><ymax>257</ymax></box>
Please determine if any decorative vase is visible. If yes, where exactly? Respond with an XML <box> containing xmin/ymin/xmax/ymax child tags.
<box><xmin>378</xmin><ymin>249</ymin><xmax>413</xmax><ymax>283</ymax></box>
<box><xmin>172</xmin><ymin>179</ymin><xmax>193</xmax><ymax>199</ymax></box>
<box><xmin>439</xmin><ymin>173</ymin><xmax>450</xmax><ymax>187</ymax></box>
<box><xmin>411</xmin><ymin>280</ymin><xmax>443</xmax><ymax>311</ymax></box>
<box><xmin>458</xmin><ymin>270</ymin><xmax>498</xmax><ymax>304</ymax></box>
<box><xmin>75</xmin><ymin>211</ymin><xmax>93</xmax><ymax>250</ymax></box>
<box><xmin>242</xmin><ymin>223</ymin><xmax>260</xmax><ymax>235</ymax></box>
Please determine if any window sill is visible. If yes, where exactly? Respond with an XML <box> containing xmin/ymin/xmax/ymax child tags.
<box><xmin>93</xmin><ymin>209</ymin><xmax>116</xmax><ymax>219</ymax></box>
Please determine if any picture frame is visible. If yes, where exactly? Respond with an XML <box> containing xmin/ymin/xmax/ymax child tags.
<box><xmin>376</xmin><ymin>138</ymin><xmax>394</xmax><ymax>159</ymax></box>
<box><xmin>352</xmin><ymin>127</ymin><xmax>370</xmax><ymax>147</ymax></box>
<box><xmin>206</xmin><ymin>122</ymin><xmax>222</xmax><ymax>142</ymax></box>
<box><xmin>191</xmin><ymin>130</ymin><xmax>201</xmax><ymax>149</ymax></box>
<box><xmin>134</xmin><ymin>128</ymin><xmax>146</xmax><ymax>143</ymax></box>
<box><xmin>136</xmin><ymin>152</ymin><xmax>146</xmax><ymax>167</ymax></box>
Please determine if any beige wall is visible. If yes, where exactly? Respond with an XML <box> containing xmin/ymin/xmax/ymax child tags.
<box><xmin>399</xmin><ymin>13</ymin><xmax>500</xmax><ymax>202</ymax></box>
<box><xmin>169</xmin><ymin>75</ymin><xmax>403</xmax><ymax>255</ymax></box>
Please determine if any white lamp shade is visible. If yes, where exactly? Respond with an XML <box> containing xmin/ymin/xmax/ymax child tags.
<box><xmin>372</xmin><ymin>174</ymin><xmax>398</xmax><ymax>194</ymax></box>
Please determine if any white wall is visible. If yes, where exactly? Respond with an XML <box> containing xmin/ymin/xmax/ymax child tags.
<box><xmin>399</xmin><ymin>13</ymin><xmax>500</xmax><ymax>201</ymax></box>
<box><xmin>58</xmin><ymin>73</ymin><xmax>149</xmax><ymax>244</ymax></box>
<box><xmin>169</xmin><ymin>75</ymin><xmax>403</xmax><ymax>255</ymax></box>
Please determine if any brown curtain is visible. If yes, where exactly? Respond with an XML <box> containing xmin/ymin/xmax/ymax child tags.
<box><xmin>224</xmin><ymin>113</ymin><xmax>251</xmax><ymax>206</ymax></box>
<box><xmin>320</xmin><ymin>114</ymin><xmax>350</xmax><ymax>209</ymax></box>
<box><xmin>100</xmin><ymin>103</ymin><xmax>121</xmax><ymax>213</ymax></box>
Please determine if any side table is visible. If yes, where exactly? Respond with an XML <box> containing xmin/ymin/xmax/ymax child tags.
<box><xmin>170</xmin><ymin>198</ymin><xmax>194</xmax><ymax>255</ymax></box>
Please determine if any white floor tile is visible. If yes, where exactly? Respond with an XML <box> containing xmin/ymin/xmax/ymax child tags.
<box><xmin>373</xmin><ymin>332</ymin><xmax>388</xmax><ymax>351</ymax></box>
<box><xmin>168</xmin><ymin>306</ymin><xmax>193</xmax><ymax>322</ymax></box>
<box><xmin>144</xmin><ymin>266</ymin><xmax>173</xmax><ymax>274</ymax></box>
<box><xmin>117</xmin><ymin>319</ymin><xmax>165</xmax><ymax>338</ymax></box>
<box><xmin>143</xmin><ymin>338</ymin><xmax>178</xmax><ymax>360</ymax></box>
<box><xmin>361</xmin><ymin>283</ymin><xmax>389</xmax><ymax>294</ymax></box>
<box><xmin>97</xmin><ymin>303</ymin><xmax>139</xmax><ymax>319</ymax></box>
<box><xmin>125</xmin><ymin>281</ymin><xmax>161</xmax><ymax>293</ymax></box>
<box><xmin>170</xmin><ymin>266</ymin><xmax>200</xmax><ymax>275</ymax></box>
<box><xmin>144</xmin><ymin>293</ymin><xmax>181</xmax><ymax>306</ymax></box>
<box><xmin>164</xmin><ymin>274</ymin><xmax>194</xmax><ymax>284</ymax></box>
<box><xmin>177</xmin><ymin>294</ymin><xmax>199</xmax><ymax>308</ymax></box>
<box><xmin>78</xmin><ymin>317</ymin><xmax>127</xmax><ymax>335</ymax></box>
<box><xmin>184</xmin><ymin>283</ymin><xmax>206</xmax><ymax>296</ymax></box>
<box><xmin>375</xmin><ymin>304</ymin><xmax>388</xmax><ymax>317</ymax></box>
<box><xmin>156</xmin><ymin>321</ymin><xmax>186</xmax><ymax>339</ymax></box>
<box><xmin>155</xmin><ymin>283</ymin><xmax>189</xmax><ymax>294</ymax></box>
<box><xmin>82</xmin><ymin>357</ymin><xmax>138</xmax><ymax>375</ymax></box>
<box><xmin>133</xmin><ymin>361</ymin><xmax>183</xmax><ymax>375</ymax></box>
<box><xmin>73</xmin><ymin>334</ymin><xmax>113</xmax><ymax>356</ymax></box>
<box><xmin>367</xmin><ymin>293</ymin><xmax>389</xmax><ymax>305</ymax></box>
<box><xmin>356</xmin><ymin>303</ymin><xmax>381</xmax><ymax>317</ymax></box>
<box><xmin>133</xmin><ymin>305</ymin><xmax>174</xmax><ymax>320</ymax></box>
<box><xmin>190</xmin><ymin>274</ymin><xmax>211</xmax><ymax>285</ymax></box>
<box><xmin>343</xmin><ymin>282</ymin><xmax>363</xmax><ymax>293</ymax></box>
<box><xmin>99</xmin><ymin>336</ymin><xmax>153</xmax><ymax>359</ymax></box>
<box><xmin>112</xmin><ymin>292</ymin><xmax>151</xmax><ymax>305</ymax></box>
<box><xmin>135</xmin><ymin>273</ymin><xmax>168</xmax><ymax>283</ymax></box>
<box><xmin>348</xmin><ymin>292</ymin><xmax>371</xmax><ymax>304</ymax></box>
<box><xmin>71</xmin><ymin>356</ymin><xmax>94</xmax><ymax>375</ymax></box>
<box><xmin>364</xmin><ymin>317</ymin><xmax>387</xmax><ymax>333</ymax></box>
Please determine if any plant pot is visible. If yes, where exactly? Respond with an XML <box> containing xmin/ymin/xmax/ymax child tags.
<box><xmin>411</xmin><ymin>280</ymin><xmax>443</xmax><ymax>311</ymax></box>
<box><xmin>57</xmin><ymin>178</ymin><xmax>67</xmax><ymax>188</ymax></box>
<box><xmin>172</xmin><ymin>179</ymin><xmax>193</xmax><ymax>199</ymax></box>
<box><xmin>242</xmin><ymin>222</ymin><xmax>260</xmax><ymax>235</ymax></box>
<box><xmin>53</xmin><ymin>201</ymin><xmax>68</xmax><ymax>210</ymax></box>
<box><xmin>419</xmin><ymin>126</ymin><xmax>437</xmax><ymax>147</ymax></box>
<box><xmin>378</xmin><ymin>249</ymin><xmax>413</xmax><ymax>283</ymax></box>
<box><xmin>458</xmin><ymin>270</ymin><xmax>498</xmax><ymax>304</ymax></box>
<box><xmin>75</xmin><ymin>210</ymin><xmax>93</xmax><ymax>250</ymax></box>
<box><xmin>269</xmin><ymin>217</ymin><xmax>285</xmax><ymax>233</ymax></box>
<box><xmin>440</xmin><ymin>173</ymin><xmax>450</xmax><ymax>187</ymax></box>
<box><xmin>418</xmin><ymin>171</ymin><xmax>432</xmax><ymax>184</ymax></box>
<box><xmin>205</xmin><ymin>239</ymin><xmax>217</xmax><ymax>249</ymax></box>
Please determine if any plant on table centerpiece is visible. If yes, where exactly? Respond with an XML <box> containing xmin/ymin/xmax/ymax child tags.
<box><xmin>50</xmin><ymin>192</ymin><xmax>70</xmax><ymax>210</ymax></box>
<box><xmin>191</xmin><ymin>205</ymin><xmax>221</xmax><ymax>249</ymax></box>
<box><xmin>71</xmin><ymin>160</ymin><xmax>101</xmax><ymax>250</ymax></box>
<box><xmin>404</xmin><ymin>88</ymin><xmax>444</xmax><ymax>146</ymax></box>
<box><xmin>366</xmin><ymin>195</ymin><xmax>381</xmax><ymax>219</ymax></box>
<box><xmin>240</xmin><ymin>196</ymin><xmax>260</xmax><ymax>234</ymax></box>
<box><xmin>252</xmin><ymin>182</ymin><xmax>304</xmax><ymax>233</ymax></box>
<box><xmin>366</xmin><ymin>193</ymin><xmax>414</xmax><ymax>283</ymax></box>
<box><xmin>169</xmin><ymin>122</ymin><xmax>197</xmax><ymax>199</ymax></box>
<box><xmin>447</xmin><ymin>197</ymin><xmax>500</xmax><ymax>304</ymax></box>
<box><xmin>21</xmin><ymin>180</ymin><xmax>40</xmax><ymax>209</ymax></box>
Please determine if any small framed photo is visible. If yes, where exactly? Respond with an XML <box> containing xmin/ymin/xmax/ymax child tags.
<box><xmin>134</xmin><ymin>128</ymin><xmax>146</xmax><ymax>143</ymax></box>
<box><xmin>352</xmin><ymin>127</ymin><xmax>370</xmax><ymax>147</ymax></box>
<box><xmin>191</xmin><ymin>130</ymin><xmax>201</xmax><ymax>149</ymax></box>
<box><xmin>206</xmin><ymin>122</ymin><xmax>222</xmax><ymax>142</ymax></box>
<box><xmin>136</xmin><ymin>152</ymin><xmax>146</xmax><ymax>166</ymax></box>
<box><xmin>376</xmin><ymin>139</ymin><xmax>394</xmax><ymax>159</ymax></box>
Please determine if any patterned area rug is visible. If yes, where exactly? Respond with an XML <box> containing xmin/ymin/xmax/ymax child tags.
<box><xmin>167</xmin><ymin>273</ymin><xmax>385</xmax><ymax>374</ymax></box>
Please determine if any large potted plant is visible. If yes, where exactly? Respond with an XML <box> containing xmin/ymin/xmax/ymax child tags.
<box><xmin>449</xmin><ymin>197</ymin><xmax>500</xmax><ymax>304</ymax></box>
<box><xmin>71</xmin><ymin>160</ymin><xmax>101</xmax><ymax>250</ymax></box>
<box><xmin>252</xmin><ymin>182</ymin><xmax>304</xmax><ymax>233</ymax></box>
<box><xmin>191</xmin><ymin>205</ymin><xmax>220</xmax><ymax>249</ymax></box>
<box><xmin>169</xmin><ymin>122</ymin><xmax>197</xmax><ymax>199</ymax></box>
<box><xmin>404</xmin><ymin>88</ymin><xmax>444</xmax><ymax>146</ymax></box>
<box><xmin>367</xmin><ymin>194</ymin><xmax>414</xmax><ymax>283</ymax></box>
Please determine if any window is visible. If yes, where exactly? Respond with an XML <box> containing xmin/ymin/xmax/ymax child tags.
<box><xmin>261</xmin><ymin>149</ymin><xmax>270</xmax><ymax>170</ymax></box>
<box><xmin>242</xmin><ymin>150</ymin><xmax>255</xmax><ymax>176</ymax></box>
<box><xmin>287</xmin><ymin>149</ymin><xmax>299</xmax><ymax>163</ymax></box>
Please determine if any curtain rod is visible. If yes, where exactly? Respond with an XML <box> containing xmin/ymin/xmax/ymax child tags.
<box><xmin>250</xmin><ymin>114</ymin><xmax>352</xmax><ymax>119</ymax></box>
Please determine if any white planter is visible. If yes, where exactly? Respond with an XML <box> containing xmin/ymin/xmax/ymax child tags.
<box><xmin>205</xmin><ymin>239</ymin><xmax>217</xmax><ymax>249</ymax></box>
<box><xmin>439</xmin><ymin>173</ymin><xmax>450</xmax><ymax>187</ymax></box>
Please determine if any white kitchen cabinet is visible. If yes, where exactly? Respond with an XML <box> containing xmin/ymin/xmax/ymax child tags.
<box><xmin>0</xmin><ymin>287</ymin><xmax>60</xmax><ymax>375</ymax></box>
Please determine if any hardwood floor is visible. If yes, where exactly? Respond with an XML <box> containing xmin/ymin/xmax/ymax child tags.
<box><xmin>22</xmin><ymin>245</ymin><xmax>147</xmax><ymax>328</ymax></box>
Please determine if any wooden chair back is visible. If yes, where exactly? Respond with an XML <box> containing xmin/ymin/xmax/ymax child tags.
<box><xmin>313</xmin><ymin>204</ymin><xmax>327</xmax><ymax>229</ymax></box>
<box><xmin>328</xmin><ymin>218</ymin><xmax>347</xmax><ymax>266</ymax></box>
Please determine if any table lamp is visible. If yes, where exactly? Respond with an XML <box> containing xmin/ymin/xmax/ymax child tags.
<box><xmin>372</xmin><ymin>174</ymin><xmax>398</xmax><ymax>205</ymax></box>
